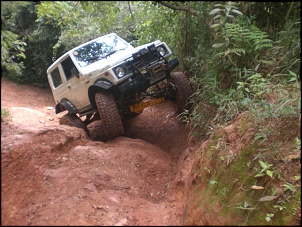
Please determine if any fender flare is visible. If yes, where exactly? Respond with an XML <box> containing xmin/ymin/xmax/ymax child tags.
<box><xmin>56</xmin><ymin>99</ymin><xmax>76</xmax><ymax>114</ymax></box>
<box><xmin>88</xmin><ymin>80</ymin><xmax>114</xmax><ymax>109</ymax></box>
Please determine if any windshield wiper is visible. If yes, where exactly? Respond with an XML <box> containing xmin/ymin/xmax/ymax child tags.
<box><xmin>103</xmin><ymin>50</ymin><xmax>118</xmax><ymax>59</ymax></box>
<box><xmin>85</xmin><ymin>55</ymin><xmax>101</xmax><ymax>61</ymax></box>
<box><xmin>86</xmin><ymin>48</ymin><xmax>124</xmax><ymax>62</ymax></box>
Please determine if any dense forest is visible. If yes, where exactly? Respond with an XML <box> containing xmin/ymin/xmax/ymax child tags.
<box><xmin>1</xmin><ymin>1</ymin><xmax>301</xmax><ymax>225</ymax></box>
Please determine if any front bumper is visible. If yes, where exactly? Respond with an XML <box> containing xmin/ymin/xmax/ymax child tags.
<box><xmin>119</xmin><ymin>57</ymin><xmax>179</xmax><ymax>94</ymax></box>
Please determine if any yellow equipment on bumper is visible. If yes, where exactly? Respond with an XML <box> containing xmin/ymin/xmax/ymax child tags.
<box><xmin>130</xmin><ymin>97</ymin><xmax>166</xmax><ymax>113</ymax></box>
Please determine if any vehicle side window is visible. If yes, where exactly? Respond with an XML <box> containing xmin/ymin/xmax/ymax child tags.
<box><xmin>50</xmin><ymin>67</ymin><xmax>62</xmax><ymax>88</ymax></box>
<box><xmin>61</xmin><ymin>56</ymin><xmax>78</xmax><ymax>80</ymax></box>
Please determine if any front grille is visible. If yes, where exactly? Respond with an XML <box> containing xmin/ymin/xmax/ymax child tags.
<box><xmin>131</xmin><ymin>49</ymin><xmax>160</xmax><ymax>70</ymax></box>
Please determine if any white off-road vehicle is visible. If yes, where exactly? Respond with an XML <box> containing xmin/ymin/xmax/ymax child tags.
<box><xmin>47</xmin><ymin>33</ymin><xmax>192</xmax><ymax>141</ymax></box>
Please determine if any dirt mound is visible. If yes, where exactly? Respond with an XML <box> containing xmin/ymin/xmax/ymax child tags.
<box><xmin>1</xmin><ymin>79</ymin><xmax>190</xmax><ymax>225</ymax></box>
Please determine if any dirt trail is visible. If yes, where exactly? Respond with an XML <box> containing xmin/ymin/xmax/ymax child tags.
<box><xmin>1</xmin><ymin>79</ymin><xmax>191</xmax><ymax>226</ymax></box>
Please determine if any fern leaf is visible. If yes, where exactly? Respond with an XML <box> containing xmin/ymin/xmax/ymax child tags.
<box><xmin>230</xmin><ymin>48</ymin><xmax>246</xmax><ymax>55</ymax></box>
<box><xmin>212</xmin><ymin>43</ymin><xmax>225</xmax><ymax>48</ymax></box>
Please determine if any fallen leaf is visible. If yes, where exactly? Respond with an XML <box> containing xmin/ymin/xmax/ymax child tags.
<box><xmin>259</xmin><ymin>196</ymin><xmax>278</xmax><ymax>201</ymax></box>
<box><xmin>251</xmin><ymin>185</ymin><xmax>264</xmax><ymax>190</ymax></box>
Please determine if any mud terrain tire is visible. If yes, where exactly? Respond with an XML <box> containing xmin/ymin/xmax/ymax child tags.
<box><xmin>59</xmin><ymin>113</ymin><xmax>90</xmax><ymax>136</ymax></box>
<box><xmin>88</xmin><ymin>120</ymin><xmax>107</xmax><ymax>142</ymax></box>
<box><xmin>95</xmin><ymin>92</ymin><xmax>124</xmax><ymax>140</ymax></box>
<box><xmin>171</xmin><ymin>72</ymin><xmax>193</xmax><ymax>113</ymax></box>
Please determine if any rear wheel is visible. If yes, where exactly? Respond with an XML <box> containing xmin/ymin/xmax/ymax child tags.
<box><xmin>95</xmin><ymin>92</ymin><xmax>124</xmax><ymax>140</ymax></box>
<box><xmin>171</xmin><ymin>72</ymin><xmax>193</xmax><ymax>113</ymax></box>
<box><xmin>59</xmin><ymin>113</ymin><xmax>90</xmax><ymax>136</ymax></box>
<box><xmin>88</xmin><ymin>120</ymin><xmax>107</xmax><ymax>142</ymax></box>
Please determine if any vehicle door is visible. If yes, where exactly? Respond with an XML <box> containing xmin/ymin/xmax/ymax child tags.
<box><xmin>48</xmin><ymin>65</ymin><xmax>66</xmax><ymax>105</ymax></box>
<box><xmin>60</xmin><ymin>55</ymin><xmax>90</xmax><ymax>110</ymax></box>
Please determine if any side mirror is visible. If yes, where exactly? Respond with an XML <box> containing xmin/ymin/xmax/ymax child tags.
<box><xmin>71</xmin><ymin>67</ymin><xmax>79</xmax><ymax>78</ymax></box>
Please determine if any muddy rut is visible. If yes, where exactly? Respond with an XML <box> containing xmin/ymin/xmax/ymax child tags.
<box><xmin>1</xmin><ymin>79</ymin><xmax>191</xmax><ymax>226</ymax></box>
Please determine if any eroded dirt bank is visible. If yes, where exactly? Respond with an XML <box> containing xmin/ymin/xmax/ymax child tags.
<box><xmin>1</xmin><ymin>79</ymin><xmax>192</xmax><ymax>226</ymax></box>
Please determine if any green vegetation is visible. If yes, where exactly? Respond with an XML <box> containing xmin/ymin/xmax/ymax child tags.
<box><xmin>184</xmin><ymin>111</ymin><xmax>300</xmax><ymax>225</ymax></box>
<box><xmin>1</xmin><ymin>1</ymin><xmax>300</xmax><ymax>225</ymax></box>
<box><xmin>185</xmin><ymin>1</ymin><xmax>300</xmax><ymax>139</ymax></box>
<box><xmin>1</xmin><ymin>107</ymin><xmax>10</xmax><ymax>120</ymax></box>
<box><xmin>254</xmin><ymin>160</ymin><xmax>274</xmax><ymax>178</ymax></box>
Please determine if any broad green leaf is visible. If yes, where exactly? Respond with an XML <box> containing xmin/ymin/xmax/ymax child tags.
<box><xmin>273</xmin><ymin>205</ymin><xmax>285</xmax><ymax>211</ymax></box>
<box><xmin>225</xmin><ymin>4</ymin><xmax>232</xmax><ymax>12</ymax></box>
<box><xmin>259</xmin><ymin>160</ymin><xmax>267</xmax><ymax>169</ymax></box>
<box><xmin>220</xmin><ymin>16</ymin><xmax>227</xmax><ymax>24</ymax></box>
<box><xmin>18</xmin><ymin>53</ymin><xmax>26</xmax><ymax>59</ymax></box>
<box><xmin>255</xmin><ymin>173</ymin><xmax>265</xmax><ymax>177</ymax></box>
<box><xmin>210</xmin><ymin>24</ymin><xmax>221</xmax><ymax>29</ymax></box>
<box><xmin>213</xmin><ymin>15</ymin><xmax>222</xmax><ymax>20</ymax></box>
<box><xmin>214</xmin><ymin>4</ymin><xmax>224</xmax><ymax>7</ymax></box>
<box><xmin>231</xmin><ymin>9</ymin><xmax>243</xmax><ymax>15</ymax></box>
<box><xmin>209</xmin><ymin>180</ymin><xmax>217</xmax><ymax>185</ymax></box>
<box><xmin>282</xmin><ymin>183</ymin><xmax>297</xmax><ymax>192</ymax></box>
<box><xmin>243</xmin><ymin>201</ymin><xmax>249</xmax><ymax>208</ymax></box>
<box><xmin>255</xmin><ymin>63</ymin><xmax>261</xmax><ymax>71</ymax></box>
<box><xmin>288</xmin><ymin>70</ymin><xmax>297</xmax><ymax>79</ymax></box>
<box><xmin>266</xmin><ymin>170</ymin><xmax>273</xmax><ymax>177</ymax></box>
<box><xmin>209</xmin><ymin>8</ymin><xmax>224</xmax><ymax>15</ymax></box>
<box><xmin>266</xmin><ymin>217</ymin><xmax>271</xmax><ymax>222</ymax></box>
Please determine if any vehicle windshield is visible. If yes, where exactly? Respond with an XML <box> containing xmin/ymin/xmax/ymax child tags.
<box><xmin>72</xmin><ymin>34</ymin><xmax>130</xmax><ymax>67</ymax></box>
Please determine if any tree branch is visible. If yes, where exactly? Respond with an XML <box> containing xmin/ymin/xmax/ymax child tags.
<box><xmin>156</xmin><ymin>1</ymin><xmax>199</xmax><ymax>16</ymax></box>
<box><xmin>128</xmin><ymin>1</ymin><xmax>134</xmax><ymax>21</ymax></box>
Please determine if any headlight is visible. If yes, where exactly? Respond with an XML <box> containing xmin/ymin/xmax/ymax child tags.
<box><xmin>156</xmin><ymin>46</ymin><xmax>166</xmax><ymax>56</ymax></box>
<box><xmin>115</xmin><ymin>66</ymin><xmax>125</xmax><ymax>78</ymax></box>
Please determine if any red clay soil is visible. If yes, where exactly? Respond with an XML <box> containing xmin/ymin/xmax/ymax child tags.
<box><xmin>1</xmin><ymin>78</ymin><xmax>192</xmax><ymax>226</ymax></box>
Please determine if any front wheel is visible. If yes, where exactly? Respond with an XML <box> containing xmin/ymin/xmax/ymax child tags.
<box><xmin>95</xmin><ymin>92</ymin><xmax>124</xmax><ymax>140</ymax></box>
<box><xmin>170</xmin><ymin>72</ymin><xmax>193</xmax><ymax>113</ymax></box>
